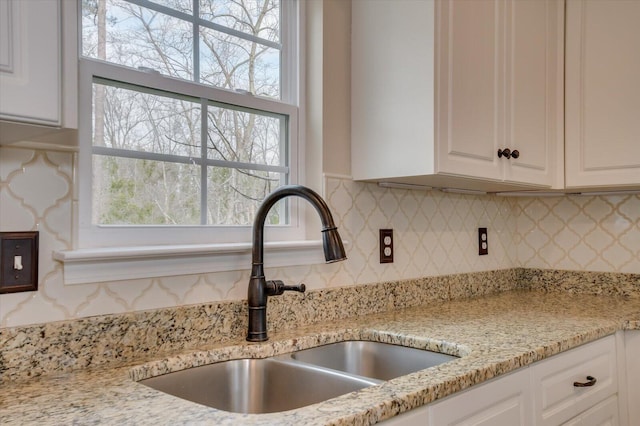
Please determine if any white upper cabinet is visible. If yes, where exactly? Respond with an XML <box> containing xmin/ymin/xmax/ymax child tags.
<box><xmin>565</xmin><ymin>0</ymin><xmax>640</xmax><ymax>189</ymax></box>
<box><xmin>435</xmin><ymin>0</ymin><xmax>503</xmax><ymax>183</ymax></box>
<box><xmin>352</xmin><ymin>0</ymin><xmax>563</xmax><ymax>191</ymax></box>
<box><xmin>0</xmin><ymin>0</ymin><xmax>77</xmax><ymax>145</ymax></box>
<box><xmin>0</xmin><ymin>0</ymin><xmax>60</xmax><ymax>125</ymax></box>
<box><xmin>504</xmin><ymin>0</ymin><xmax>564</xmax><ymax>187</ymax></box>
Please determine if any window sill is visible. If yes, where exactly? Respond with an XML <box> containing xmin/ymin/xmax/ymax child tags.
<box><xmin>53</xmin><ymin>240</ymin><xmax>341</xmax><ymax>285</ymax></box>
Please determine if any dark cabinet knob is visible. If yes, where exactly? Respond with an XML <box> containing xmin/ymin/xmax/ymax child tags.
<box><xmin>498</xmin><ymin>148</ymin><xmax>519</xmax><ymax>159</ymax></box>
<box><xmin>498</xmin><ymin>148</ymin><xmax>511</xmax><ymax>159</ymax></box>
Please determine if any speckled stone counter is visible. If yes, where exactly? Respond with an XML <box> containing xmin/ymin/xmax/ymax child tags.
<box><xmin>1</xmin><ymin>269</ymin><xmax>523</xmax><ymax>383</ymax></box>
<box><xmin>2</xmin><ymin>289</ymin><xmax>640</xmax><ymax>425</ymax></box>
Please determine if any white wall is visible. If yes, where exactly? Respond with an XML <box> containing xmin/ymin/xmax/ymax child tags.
<box><xmin>516</xmin><ymin>195</ymin><xmax>640</xmax><ymax>273</ymax></box>
<box><xmin>1</xmin><ymin>0</ymin><xmax>638</xmax><ymax>328</ymax></box>
<box><xmin>0</xmin><ymin>147</ymin><xmax>518</xmax><ymax>327</ymax></box>
<box><xmin>2</xmin><ymin>144</ymin><xmax>638</xmax><ymax>328</ymax></box>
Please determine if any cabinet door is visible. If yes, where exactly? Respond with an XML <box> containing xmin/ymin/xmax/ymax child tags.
<box><xmin>565</xmin><ymin>0</ymin><xmax>640</xmax><ymax>188</ymax></box>
<box><xmin>436</xmin><ymin>0</ymin><xmax>503</xmax><ymax>181</ymax></box>
<box><xmin>0</xmin><ymin>0</ymin><xmax>61</xmax><ymax>125</ymax></box>
<box><xmin>428</xmin><ymin>368</ymin><xmax>532</xmax><ymax>426</ymax></box>
<box><xmin>625</xmin><ymin>331</ymin><xmax>640</xmax><ymax>424</ymax></box>
<box><xmin>437</xmin><ymin>0</ymin><xmax>561</xmax><ymax>187</ymax></box>
<box><xmin>503</xmin><ymin>0</ymin><xmax>563</xmax><ymax>187</ymax></box>
<box><xmin>532</xmin><ymin>335</ymin><xmax>618</xmax><ymax>426</ymax></box>
<box><xmin>562</xmin><ymin>395</ymin><xmax>620</xmax><ymax>426</ymax></box>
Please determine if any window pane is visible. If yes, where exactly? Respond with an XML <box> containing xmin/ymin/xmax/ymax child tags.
<box><xmin>93</xmin><ymin>156</ymin><xmax>201</xmax><ymax>225</ymax></box>
<box><xmin>206</xmin><ymin>167</ymin><xmax>285</xmax><ymax>225</ymax></box>
<box><xmin>206</xmin><ymin>106</ymin><xmax>284</xmax><ymax>165</ymax></box>
<box><xmin>199</xmin><ymin>27</ymin><xmax>280</xmax><ymax>97</ymax></box>
<box><xmin>199</xmin><ymin>0</ymin><xmax>280</xmax><ymax>43</ymax></box>
<box><xmin>150</xmin><ymin>0</ymin><xmax>193</xmax><ymax>14</ymax></box>
<box><xmin>80</xmin><ymin>0</ymin><xmax>295</xmax><ymax>234</ymax></box>
<box><xmin>82</xmin><ymin>0</ymin><xmax>194</xmax><ymax>80</ymax></box>
<box><xmin>93</xmin><ymin>82</ymin><xmax>201</xmax><ymax>157</ymax></box>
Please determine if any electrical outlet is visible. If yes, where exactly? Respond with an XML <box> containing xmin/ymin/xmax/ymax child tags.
<box><xmin>0</xmin><ymin>232</ymin><xmax>39</xmax><ymax>293</ymax></box>
<box><xmin>380</xmin><ymin>229</ymin><xmax>394</xmax><ymax>263</ymax></box>
<box><xmin>478</xmin><ymin>228</ymin><xmax>488</xmax><ymax>256</ymax></box>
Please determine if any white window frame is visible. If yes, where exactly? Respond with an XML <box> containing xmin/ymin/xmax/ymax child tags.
<box><xmin>55</xmin><ymin>0</ymin><xmax>326</xmax><ymax>284</ymax></box>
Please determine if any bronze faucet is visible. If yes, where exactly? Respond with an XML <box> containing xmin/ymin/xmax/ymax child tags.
<box><xmin>247</xmin><ymin>185</ymin><xmax>347</xmax><ymax>342</ymax></box>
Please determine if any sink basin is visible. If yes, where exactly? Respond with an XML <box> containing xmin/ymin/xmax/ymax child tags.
<box><xmin>139</xmin><ymin>340</ymin><xmax>458</xmax><ymax>414</ymax></box>
<box><xmin>289</xmin><ymin>340</ymin><xmax>458</xmax><ymax>381</ymax></box>
<box><xmin>139</xmin><ymin>358</ymin><xmax>377</xmax><ymax>414</ymax></box>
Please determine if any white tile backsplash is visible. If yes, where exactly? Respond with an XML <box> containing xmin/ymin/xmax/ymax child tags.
<box><xmin>516</xmin><ymin>195</ymin><xmax>640</xmax><ymax>273</ymax></box>
<box><xmin>1</xmin><ymin>146</ymin><xmax>638</xmax><ymax>327</ymax></box>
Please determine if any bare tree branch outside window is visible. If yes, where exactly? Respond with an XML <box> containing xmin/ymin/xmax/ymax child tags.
<box><xmin>82</xmin><ymin>0</ymin><xmax>288</xmax><ymax>226</ymax></box>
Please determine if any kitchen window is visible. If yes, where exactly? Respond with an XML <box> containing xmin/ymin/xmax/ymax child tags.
<box><xmin>77</xmin><ymin>0</ymin><xmax>302</xmax><ymax>248</ymax></box>
<box><xmin>59</xmin><ymin>0</ymin><xmax>314</xmax><ymax>283</ymax></box>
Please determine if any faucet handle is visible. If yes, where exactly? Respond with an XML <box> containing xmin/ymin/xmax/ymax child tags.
<box><xmin>266</xmin><ymin>280</ymin><xmax>306</xmax><ymax>296</ymax></box>
<box><xmin>282</xmin><ymin>283</ymin><xmax>306</xmax><ymax>293</ymax></box>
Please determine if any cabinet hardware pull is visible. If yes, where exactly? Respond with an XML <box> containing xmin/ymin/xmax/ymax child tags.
<box><xmin>497</xmin><ymin>148</ymin><xmax>520</xmax><ymax>159</ymax></box>
<box><xmin>498</xmin><ymin>148</ymin><xmax>511</xmax><ymax>159</ymax></box>
<box><xmin>573</xmin><ymin>376</ymin><xmax>597</xmax><ymax>387</ymax></box>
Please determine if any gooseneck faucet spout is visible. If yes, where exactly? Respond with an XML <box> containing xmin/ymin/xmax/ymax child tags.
<box><xmin>247</xmin><ymin>185</ymin><xmax>347</xmax><ymax>342</ymax></box>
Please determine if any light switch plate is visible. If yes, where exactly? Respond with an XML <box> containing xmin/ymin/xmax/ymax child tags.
<box><xmin>0</xmin><ymin>231</ymin><xmax>39</xmax><ymax>293</ymax></box>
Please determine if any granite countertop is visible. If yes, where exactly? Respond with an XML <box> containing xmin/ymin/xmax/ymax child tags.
<box><xmin>2</xmin><ymin>289</ymin><xmax>640</xmax><ymax>425</ymax></box>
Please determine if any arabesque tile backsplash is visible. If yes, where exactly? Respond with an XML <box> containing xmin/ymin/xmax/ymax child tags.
<box><xmin>1</xmin><ymin>146</ymin><xmax>639</xmax><ymax>328</ymax></box>
<box><xmin>516</xmin><ymin>195</ymin><xmax>640</xmax><ymax>273</ymax></box>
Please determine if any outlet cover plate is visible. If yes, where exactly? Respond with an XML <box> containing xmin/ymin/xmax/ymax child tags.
<box><xmin>478</xmin><ymin>228</ymin><xmax>488</xmax><ymax>256</ymax></box>
<box><xmin>380</xmin><ymin>229</ymin><xmax>394</xmax><ymax>263</ymax></box>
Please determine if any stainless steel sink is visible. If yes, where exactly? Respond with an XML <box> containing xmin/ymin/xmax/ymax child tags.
<box><xmin>139</xmin><ymin>358</ymin><xmax>378</xmax><ymax>414</ymax></box>
<box><xmin>289</xmin><ymin>340</ymin><xmax>458</xmax><ymax>381</ymax></box>
<box><xmin>139</xmin><ymin>340</ymin><xmax>458</xmax><ymax>414</ymax></box>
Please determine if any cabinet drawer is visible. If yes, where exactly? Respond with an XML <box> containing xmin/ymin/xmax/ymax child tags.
<box><xmin>561</xmin><ymin>395</ymin><xmax>619</xmax><ymax>426</ymax></box>
<box><xmin>532</xmin><ymin>335</ymin><xmax>617</xmax><ymax>426</ymax></box>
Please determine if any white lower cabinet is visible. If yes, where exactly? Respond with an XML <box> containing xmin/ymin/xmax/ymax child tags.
<box><xmin>532</xmin><ymin>335</ymin><xmax>618</xmax><ymax>426</ymax></box>
<box><xmin>624</xmin><ymin>331</ymin><xmax>640</xmax><ymax>424</ymax></box>
<box><xmin>381</xmin><ymin>368</ymin><xmax>532</xmax><ymax>426</ymax></box>
<box><xmin>561</xmin><ymin>396</ymin><xmax>620</xmax><ymax>426</ymax></box>
<box><xmin>381</xmin><ymin>335</ymin><xmax>622</xmax><ymax>426</ymax></box>
<box><xmin>428</xmin><ymin>368</ymin><xmax>533</xmax><ymax>426</ymax></box>
<box><xmin>379</xmin><ymin>404</ymin><xmax>430</xmax><ymax>426</ymax></box>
